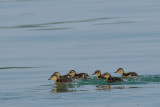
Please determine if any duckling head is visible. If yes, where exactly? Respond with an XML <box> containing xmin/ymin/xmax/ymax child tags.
<box><xmin>102</xmin><ymin>72</ymin><xmax>111</xmax><ymax>79</ymax></box>
<box><xmin>92</xmin><ymin>70</ymin><xmax>101</xmax><ymax>76</ymax></box>
<box><xmin>52</xmin><ymin>72</ymin><xmax>61</xmax><ymax>78</ymax></box>
<box><xmin>115</xmin><ymin>68</ymin><xmax>124</xmax><ymax>74</ymax></box>
<box><xmin>48</xmin><ymin>75</ymin><xmax>58</xmax><ymax>81</ymax></box>
<box><xmin>69</xmin><ymin>70</ymin><xmax>76</xmax><ymax>76</ymax></box>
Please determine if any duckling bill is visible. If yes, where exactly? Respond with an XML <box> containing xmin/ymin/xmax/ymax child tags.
<box><xmin>115</xmin><ymin>68</ymin><xmax>138</xmax><ymax>79</ymax></box>
<box><xmin>103</xmin><ymin>72</ymin><xmax>123</xmax><ymax>83</ymax></box>
<box><xmin>68</xmin><ymin>70</ymin><xmax>89</xmax><ymax>79</ymax></box>
<box><xmin>92</xmin><ymin>70</ymin><xmax>105</xmax><ymax>79</ymax></box>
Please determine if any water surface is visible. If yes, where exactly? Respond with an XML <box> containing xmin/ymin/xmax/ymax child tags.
<box><xmin>1</xmin><ymin>0</ymin><xmax>160</xmax><ymax>107</ymax></box>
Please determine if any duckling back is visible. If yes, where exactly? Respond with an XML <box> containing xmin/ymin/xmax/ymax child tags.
<box><xmin>75</xmin><ymin>73</ymin><xmax>89</xmax><ymax>79</ymax></box>
<box><xmin>52</xmin><ymin>72</ymin><xmax>74</xmax><ymax>80</ymax></box>
<box><xmin>68</xmin><ymin>70</ymin><xmax>89</xmax><ymax>79</ymax></box>
<box><xmin>125</xmin><ymin>72</ymin><xmax>138</xmax><ymax>76</ymax></box>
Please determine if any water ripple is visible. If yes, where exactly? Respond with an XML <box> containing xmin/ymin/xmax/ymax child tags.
<box><xmin>95</xmin><ymin>20</ymin><xmax>140</xmax><ymax>25</ymax></box>
<box><xmin>0</xmin><ymin>17</ymin><xmax>115</xmax><ymax>29</ymax></box>
<box><xmin>48</xmin><ymin>75</ymin><xmax>160</xmax><ymax>93</ymax></box>
<box><xmin>0</xmin><ymin>67</ymin><xmax>37</xmax><ymax>70</ymax></box>
<box><xmin>78</xmin><ymin>75</ymin><xmax>160</xmax><ymax>85</ymax></box>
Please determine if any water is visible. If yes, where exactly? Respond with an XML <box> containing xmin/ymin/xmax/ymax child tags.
<box><xmin>1</xmin><ymin>0</ymin><xmax>160</xmax><ymax>106</ymax></box>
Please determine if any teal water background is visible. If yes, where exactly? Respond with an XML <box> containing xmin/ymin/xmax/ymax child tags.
<box><xmin>1</xmin><ymin>0</ymin><xmax>160</xmax><ymax>107</ymax></box>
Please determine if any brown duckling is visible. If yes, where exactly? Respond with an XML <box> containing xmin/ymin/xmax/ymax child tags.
<box><xmin>103</xmin><ymin>72</ymin><xmax>123</xmax><ymax>83</ymax></box>
<box><xmin>48</xmin><ymin>75</ymin><xmax>72</xmax><ymax>84</ymax></box>
<box><xmin>52</xmin><ymin>72</ymin><xmax>73</xmax><ymax>79</ymax></box>
<box><xmin>92</xmin><ymin>70</ymin><xmax>105</xmax><ymax>79</ymax></box>
<box><xmin>68</xmin><ymin>70</ymin><xmax>89</xmax><ymax>79</ymax></box>
<box><xmin>115</xmin><ymin>68</ymin><xmax>138</xmax><ymax>79</ymax></box>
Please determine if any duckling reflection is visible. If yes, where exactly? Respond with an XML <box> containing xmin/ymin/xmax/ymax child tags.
<box><xmin>96</xmin><ymin>85</ymin><xmax>111</xmax><ymax>91</ymax></box>
<box><xmin>51</xmin><ymin>84</ymin><xmax>76</xmax><ymax>93</ymax></box>
<box><xmin>103</xmin><ymin>85</ymin><xmax>111</xmax><ymax>89</ymax></box>
<box><xmin>114</xmin><ymin>86</ymin><xmax>125</xmax><ymax>89</ymax></box>
<box><xmin>96</xmin><ymin>85</ymin><xmax>125</xmax><ymax>91</ymax></box>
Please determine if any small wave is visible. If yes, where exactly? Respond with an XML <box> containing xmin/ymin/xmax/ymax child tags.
<box><xmin>0</xmin><ymin>67</ymin><xmax>37</xmax><ymax>70</ymax></box>
<box><xmin>61</xmin><ymin>75</ymin><xmax>160</xmax><ymax>86</ymax></box>
<box><xmin>49</xmin><ymin>75</ymin><xmax>160</xmax><ymax>93</ymax></box>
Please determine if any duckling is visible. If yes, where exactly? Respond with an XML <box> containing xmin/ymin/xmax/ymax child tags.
<box><xmin>52</xmin><ymin>72</ymin><xmax>74</xmax><ymax>83</ymax></box>
<box><xmin>68</xmin><ymin>70</ymin><xmax>89</xmax><ymax>79</ymax></box>
<box><xmin>52</xmin><ymin>72</ymin><xmax>73</xmax><ymax>79</ymax></box>
<box><xmin>92</xmin><ymin>70</ymin><xmax>105</xmax><ymax>79</ymax></box>
<box><xmin>115</xmin><ymin>68</ymin><xmax>138</xmax><ymax>79</ymax></box>
<box><xmin>103</xmin><ymin>72</ymin><xmax>123</xmax><ymax>83</ymax></box>
<box><xmin>48</xmin><ymin>75</ymin><xmax>72</xmax><ymax>84</ymax></box>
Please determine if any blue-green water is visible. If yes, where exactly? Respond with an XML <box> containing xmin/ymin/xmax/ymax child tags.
<box><xmin>1</xmin><ymin>0</ymin><xmax>160</xmax><ymax>107</ymax></box>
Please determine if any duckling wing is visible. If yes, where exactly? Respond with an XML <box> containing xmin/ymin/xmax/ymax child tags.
<box><xmin>126</xmin><ymin>72</ymin><xmax>138</xmax><ymax>77</ymax></box>
<box><xmin>78</xmin><ymin>73</ymin><xmax>89</xmax><ymax>78</ymax></box>
<box><xmin>99</xmin><ymin>75</ymin><xmax>106</xmax><ymax>79</ymax></box>
<box><xmin>56</xmin><ymin>79</ymin><xmax>66</xmax><ymax>84</ymax></box>
<box><xmin>57</xmin><ymin>78</ymin><xmax>73</xmax><ymax>84</ymax></box>
<box><xmin>62</xmin><ymin>74</ymin><xmax>74</xmax><ymax>79</ymax></box>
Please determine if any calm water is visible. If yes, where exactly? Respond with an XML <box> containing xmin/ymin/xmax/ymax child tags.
<box><xmin>1</xmin><ymin>0</ymin><xmax>160</xmax><ymax>106</ymax></box>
